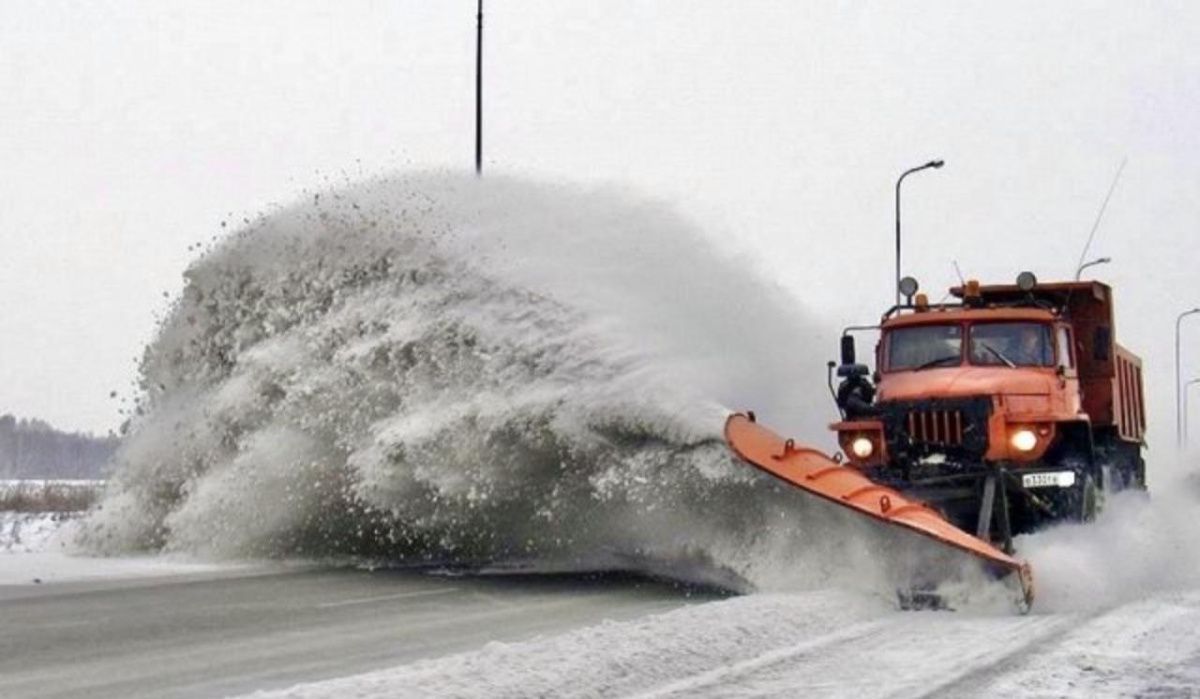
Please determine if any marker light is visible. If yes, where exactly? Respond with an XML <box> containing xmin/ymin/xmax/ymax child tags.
<box><xmin>1010</xmin><ymin>429</ymin><xmax>1038</xmax><ymax>452</ymax></box>
<box><xmin>851</xmin><ymin>437</ymin><xmax>875</xmax><ymax>459</ymax></box>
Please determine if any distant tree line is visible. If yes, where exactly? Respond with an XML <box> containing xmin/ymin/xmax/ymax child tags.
<box><xmin>0</xmin><ymin>414</ymin><xmax>119</xmax><ymax>479</ymax></box>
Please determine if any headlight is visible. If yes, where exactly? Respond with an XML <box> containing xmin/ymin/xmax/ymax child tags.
<box><xmin>851</xmin><ymin>436</ymin><xmax>875</xmax><ymax>459</ymax></box>
<box><xmin>1010</xmin><ymin>429</ymin><xmax>1038</xmax><ymax>452</ymax></box>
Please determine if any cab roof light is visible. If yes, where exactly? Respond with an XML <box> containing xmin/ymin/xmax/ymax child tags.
<box><xmin>964</xmin><ymin>280</ymin><xmax>983</xmax><ymax>307</ymax></box>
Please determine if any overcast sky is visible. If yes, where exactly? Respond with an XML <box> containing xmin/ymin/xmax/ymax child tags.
<box><xmin>2</xmin><ymin>1</ymin><xmax>1198</xmax><ymax>438</ymax></box>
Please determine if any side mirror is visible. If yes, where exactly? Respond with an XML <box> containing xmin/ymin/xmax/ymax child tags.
<box><xmin>840</xmin><ymin>335</ymin><xmax>857</xmax><ymax>366</ymax></box>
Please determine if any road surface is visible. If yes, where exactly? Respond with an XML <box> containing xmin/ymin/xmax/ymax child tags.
<box><xmin>0</xmin><ymin>566</ymin><xmax>715</xmax><ymax>698</ymax></box>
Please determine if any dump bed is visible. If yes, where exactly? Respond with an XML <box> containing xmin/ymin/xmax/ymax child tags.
<box><xmin>1110</xmin><ymin>344</ymin><xmax>1147</xmax><ymax>443</ymax></box>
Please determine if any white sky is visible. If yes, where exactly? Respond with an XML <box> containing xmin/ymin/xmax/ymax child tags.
<box><xmin>2</xmin><ymin>1</ymin><xmax>1198</xmax><ymax>440</ymax></box>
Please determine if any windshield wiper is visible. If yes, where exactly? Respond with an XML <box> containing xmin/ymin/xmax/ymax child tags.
<box><xmin>913</xmin><ymin>355</ymin><xmax>960</xmax><ymax>371</ymax></box>
<box><xmin>978</xmin><ymin>342</ymin><xmax>1016</xmax><ymax>368</ymax></box>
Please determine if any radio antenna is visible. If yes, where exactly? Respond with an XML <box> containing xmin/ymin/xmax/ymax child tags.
<box><xmin>1074</xmin><ymin>157</ymin><xmax>1127</xmax><ymax>277</ymax></box>
<box><xmin>952</xmin><ymin>260</ymin><xmax>966</xmax><ymax>285</ymax></box>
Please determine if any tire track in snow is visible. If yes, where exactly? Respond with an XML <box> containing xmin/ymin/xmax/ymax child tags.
<box><xmin>629</xmin><ymin>620</ymin><xmax>893</xmax><ymax>699</ymax></box>
<box><xmin>951</xmin><ymin>592</ymin><xmax>1200</xmax><ymax>698</ymax></box>
<box><xmin>652</xmin><ymin>593</ymin><xmax>1200</xmax><ymax>699</ymax></box>
<box><xmin>238</xmin><ymin>589</ymin><xmax>1200</xmax><ymax>698</ymax></box>
<box><xmin>639</xmin><ymin>611</ymin><xmax>1078</xmax><ymax>698</ymax></box>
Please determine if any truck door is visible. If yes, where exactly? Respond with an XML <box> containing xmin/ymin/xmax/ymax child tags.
<box><xmin>1057</xmin><ymin>325</ymin><xmax>1082</xmax><ymax>415</ymax></box>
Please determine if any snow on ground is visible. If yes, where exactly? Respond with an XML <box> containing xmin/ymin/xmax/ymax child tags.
<box><xmin>0</xmin><ymin>511</ymin><xmax>230</xmax><ymax>586</ymax></box>
<box><xmin>242</xmin><ymin>588</ymin><xmax>1200</xmax><ymax>699</ymax></box>
<box><xmin>0</xmin><ymin>511</ymin><xmax>69</xmax><ymax>554</ymax></box>
<box><xmin>973</xmin><ymin>591</ymin><xmax>1200</xmax><ymax>698</ymax></box>
<box><xmin>0</xmin><ymin>479</ymin><xmax>105</xmax><ymax>488</ymax></box>
<box><xmin>240</xmin><ymin>589</ymin><xmax>890</xmax><ymax>699</ymax></box>
<box><xmin>243</xmin><ymin>471</ymin><xmax>1200</xmax><ymax>699</ymax></box>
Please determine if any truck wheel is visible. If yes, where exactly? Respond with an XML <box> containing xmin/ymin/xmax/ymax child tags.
<box><xmin>1052</xmin><ymin>456</ymin><xmax>1097</xmax><ymax>524</ymax></box>
<box><xmin>1077</xmin><ymin>473</ymin><xmax>1098</xmax><ymax>522</ymax></box>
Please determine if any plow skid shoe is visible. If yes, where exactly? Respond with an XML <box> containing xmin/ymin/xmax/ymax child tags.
<box><xmin>897</xmin><ymin>587</ymin><xmax>952</xmax><ymax>612</ymax></box>
<box><xmin>725</xmin><ymin>413</ymin><xmax>1034</xmax><ymax>612</ymax></box>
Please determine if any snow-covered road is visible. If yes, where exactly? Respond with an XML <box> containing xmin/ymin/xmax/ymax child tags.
<box><xmin>246</xmin><ymin>586</ymin><xmax>1200</xmax><ymax>699</ymax></box>
<box><xmin>4</xmin><ymin>523</ymin><xmax>1199</xmax><ymax>698</ymax></box>
<box><xmin>8</xmin><ymin>475</ymin><xmax>1199</xmax><ymax>698</ymax></box>
<box><xmin>235</xmin><ymin>482</ymin><xmax>1200</xmax><ymax>698</ymax></box>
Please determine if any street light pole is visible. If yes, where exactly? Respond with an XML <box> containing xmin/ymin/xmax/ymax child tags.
<box><xmin>1176</xmin><ymin>307</ymin><xmax>1200</xmax><ymax>449</ymax></box>
<box><xmin>895</xmin><ymin>160</ymin><xmax>945</xmax><ymax>306</ymax></box>
<box><xmin>1074</xmin><ymin>256</ymin><xmax>1112</xmax><ymax>281</ymax></box>
<box><xmin>474</xmin><ymin>0</ymin><xmax>484</xmax><ymax>176</ymax></box>
<box><xmin>1185</xmin><ymin>378</ymin><xmax>1200</xmax><ymax>448</ymax></box>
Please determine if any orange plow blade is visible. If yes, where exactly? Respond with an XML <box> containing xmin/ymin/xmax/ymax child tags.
<box><xmin>725</xmin><ymin>413</ymin><xmax>1034</xmax><ymax>610</ymax></box>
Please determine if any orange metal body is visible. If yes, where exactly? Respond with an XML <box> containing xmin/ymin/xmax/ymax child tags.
<box><xmin>836</xmin><ymin>281</ymin><xmax>1145</xmax><ymax>468</ymax></box>
<box><xmin>726</xmin><ymin>413</ymin><xmax>1034</xmax><ymax>606</ymax></box>
<box><xmin>942</xmin><ymin>281</ymin><xmax>1144</xmax><ymax>444</ymax></box>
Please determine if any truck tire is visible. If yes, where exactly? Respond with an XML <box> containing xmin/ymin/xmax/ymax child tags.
<box><xmin>1077</xmin><ymin>473</ymin><xmax>1098</xmax><ymax>522</ymax></box>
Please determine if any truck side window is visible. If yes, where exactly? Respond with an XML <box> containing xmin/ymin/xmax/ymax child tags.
<box><xmin>1056</xmin><ymin>327</ymin><xmax>1074</xmax><ymax>368</ymax></box>
<box><xmin>1094</xmin><ymin>326</ymin><xmax>1112</xmax><ymax>362</ymax></box>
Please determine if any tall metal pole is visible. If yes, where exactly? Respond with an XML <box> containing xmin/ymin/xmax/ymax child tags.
<box><xmin>474</xmin><ymin>0</ymin><xmax>483</xmax><ymax>176</ymax></box>
<box><xmin>1185</xmin><ymin>378</ymin><xmax>1200</xmax><ymax>448</ymax></box>
<box><xmin>1175</xmin><ymin>308</ymin><xmax>1200</xmax><ymax>449</ymax></box>
<box><xmin>894</xmin><ymin>160</ymin><xmax>944</xmax><ymax>306</ymax></box>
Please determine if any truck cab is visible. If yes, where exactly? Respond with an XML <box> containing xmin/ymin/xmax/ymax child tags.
<box><xmin>831</xmin><ymin>274</ymin><xmax>1146</xmax><ymax>550</ymax></box>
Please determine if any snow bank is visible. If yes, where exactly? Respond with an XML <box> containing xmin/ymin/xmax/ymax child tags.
<box><xmin>0</xmin><ymin>511</ymin><xmax>227</xmax><ymax>585</ymax></box>
<box><xmin>0</xmin><ymin>511</ymin><xmax>72</xmax><ymax>554</ymax></box>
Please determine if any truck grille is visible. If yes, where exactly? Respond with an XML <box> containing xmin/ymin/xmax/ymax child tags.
<box><xmin>907</xmin><ymin>409</ymin><xmax>965</xmax><ymax>446</ymax></box>
<box><xmin>880</xmin><ymin>396</ymin><xmax>991</xmax><ymax>458</ymax></box>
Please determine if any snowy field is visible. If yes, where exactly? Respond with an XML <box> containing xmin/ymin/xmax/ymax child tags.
<box><xmin>0</xmin><ymin>510</ymin><xmax>231</xmax><ymax>586</ymax></box>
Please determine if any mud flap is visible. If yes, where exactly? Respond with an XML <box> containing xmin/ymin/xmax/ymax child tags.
<box><xmin>725</xmin><ymin>413</ymin><xmax>1034</xmax><ymax>612</ymax></box>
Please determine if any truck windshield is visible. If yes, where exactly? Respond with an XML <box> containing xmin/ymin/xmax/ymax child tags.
<box><xmin>969</xmin><ymin>322</ymin><xmax>1054</xmax><ymax>367</ymax></box>
<box><xmin>887</xmin><ymin>325</ymin><xmax>962</xmax><ymax>371</ymax></box>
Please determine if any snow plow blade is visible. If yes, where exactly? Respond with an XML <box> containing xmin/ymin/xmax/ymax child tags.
<box><xmin>725</xmin><ymin>413</ymin><xmax>1034</xmax><ymax>611</ymax></box>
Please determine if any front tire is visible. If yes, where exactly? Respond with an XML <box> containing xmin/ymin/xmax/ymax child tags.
<box><xmin>1076</xmin><ymin>472</ymin><xmax>1098</xmax><ymax>522</ymax></box>
<box><xmin>1037</xmin><ymin>463</ymin><xmax>1098</xmax><ymax>526</ymax></box>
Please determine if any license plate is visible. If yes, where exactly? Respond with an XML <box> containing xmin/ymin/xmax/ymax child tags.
<box><xmin>1022</xmin><ymin>471</ymin><xmax>1076</xmax><ymax>489</ymax></box>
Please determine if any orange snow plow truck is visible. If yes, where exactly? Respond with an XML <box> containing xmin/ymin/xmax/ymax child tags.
<box><xmin>725</xmin><ymin>273</ymin><xmax>1146</xmax><ymax>611</ymax></box>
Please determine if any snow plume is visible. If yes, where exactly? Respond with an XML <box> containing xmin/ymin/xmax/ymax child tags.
<box><xmin>1018</xmin><ymin>453</ymin><xmax>1200</xmax><ymax>611</ymax></box>
<box><xmin>77</xmin><ymin>172</ymin><xmax>881</xmax><ymax>591</ymax></box>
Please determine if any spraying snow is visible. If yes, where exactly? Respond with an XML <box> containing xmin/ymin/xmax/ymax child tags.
<box><xmin>72</xmin><ymin>170</ymin><xmax>1200</xmax><ymax>611</ymax></box>
<box><xmin>78</xmin><ymin>172</ymin><xmax>886</xmax><ymax>592</ymax></box>
<box><xmin>1017</xmin><ymin>454</ymin><xmax>1200</xmax><ymax>611</ymax></box>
